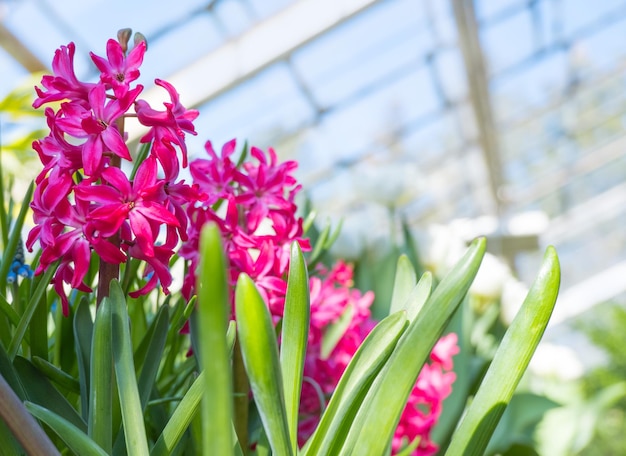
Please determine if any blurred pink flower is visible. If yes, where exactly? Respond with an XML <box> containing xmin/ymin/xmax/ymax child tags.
<box><xmin>181</xmin><ymin>140</ymin><xmax>310</xmax><ymax>310</ymax></box>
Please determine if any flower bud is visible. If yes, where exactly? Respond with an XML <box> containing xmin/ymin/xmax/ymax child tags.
<box><xmin>117</xmin><ymin>28</ymin><xmax>132</xmax><ymax>53</ymax></box>
<box><xmin>134</xmin><ymin>32</ymin><xmax>148</xmax><ymax>51</ymax></box>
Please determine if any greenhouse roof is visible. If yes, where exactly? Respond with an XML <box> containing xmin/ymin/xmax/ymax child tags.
<box><xmin>3</xmin><ymin>0</ymin><xmax>626</xmax><ymax>313</ymax></box>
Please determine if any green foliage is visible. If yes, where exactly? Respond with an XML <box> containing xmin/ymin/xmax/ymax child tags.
<box><xmin>0</xmin><ymin>169</ymin><xmax>563</xmax><ymax>455</ymax></box>
<box><xmin>446</xmin><ymin>247</ymin><xmax>560</xmax><ymax>455</ymax></box>
<box><xmin>575</xmin><ymin>303</ymin><xmax>626</xmax><ymax>455</ymax></box>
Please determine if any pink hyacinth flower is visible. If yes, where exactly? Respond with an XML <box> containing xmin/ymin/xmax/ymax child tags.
<box><xmin>90</xmin><ymin>38</ymin><xmax>146</xmax><ymax>97</ymax></box>
<box><xmin>57</xmin><ymin>83</ymin><xmax>141</xmax><ymax>175</ymax></box>
<box><xmin>33</xmin><ymin>42</ymin><xmax>95</xmax><ymax>109</ymax></box>
<box><xmin>74</xmin><ymin>157</ymin><xmax>180</xmax><ymax>257</ymax></box>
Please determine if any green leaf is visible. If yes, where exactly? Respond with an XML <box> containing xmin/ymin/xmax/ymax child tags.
<box><xmin>195</xmin><ymin>223</ymin><xmax>233</xmax><ymax>456</ymax></box>
<box><xmin>395</xmin><ymin>435</ymin><xmax>421</xmax><ymax>456</ymax></box>
<box><xmin>235</xmin><ymin>140</ymin><xmax>249</xmax><ymax>168</ymax></box>
<box><xmin>0</xmin><ymin>342</ymin><xmax>26</xmax><ymax>400</ymax></box>
<box><xmin>344</xmin><ymin>237</ymin><xmax>486</xmax><ymax>456</ymax></box>
<box><xmin>235</xmin><ymin>273</ymin><xmax>292</xmax><ymax>456</ymax></box>
<box><xmin>73</xmin><ymin>297</ymin><xmax>94</xmax><ymax>423</ymax></box>
<box><xmin>130</xmin><ymin>142</ymin><xmax>152</xmax><ymax>180</ymax></box>
<box><xmin>151</xmin><ymin>372</ymin><xmax>204</xmax><ymax>456</ymax></box>
<box><xmin>302</xmin><ymin>310</ymin><xmax>408</xmax><ymax>456</ymax></box>
<box><xmin>0</xmin><ymin>78</ymin><xmax>45</xmax><ymax>117</ymax></box>
<box><xmin>389</xmin><ymin>255</ymin><xmax>416</xmax><ymax>314</ymax></box>
<box><xmin>280</xmin><ymin>242</ymin><xmax>310</xmax><ymax>454</ymax></box>
<box><xmin>308</xmin><ymin>221</ymin><xmax>330</xmax><ymax>266</ymax></box>
<box><xmin>89</xmin><ymin>295</ymin><xmax>113</xmax><ymax>453</ymax></box>
<box><xmin>7</xmin><ymin>262</ymin><xmax>56</xmax><ymax>359</ymax></box>
<box><xmin>302</xmin><ymin>209</ymin><xmax>317</xmax><ymax>234</ymax></box>
<box><xmin>320</xmin><ymin>304</ymin><xmax>354</xmax><ymax>360</ymax></box>
<box><xmin>110</xmin><ymin>280</ymin><xmax>150</xmax><ymax>456</ymax></box>
<box><xmin>404</xmin><ymin>271</ymin><xmax>432</xmax><ymax>322</ymax></box>
<box><xmin>13</xmin><ymin>356</ymin><xmax>87</xmax><ymax>432</ymax></box>
<box><xmin>399</xmin><ymin>216</ymin><xmax>424</xmax><ymax>278</ymax></box>
<box><xmin>136</xmin><ymin>304</ymin><xmax>169</xmax><ymax>410</ymax></box>
<box><xmin>32</xmin><ymin>356</ymin><xmax>80</xmax><ymax>394</ymax></box>
<box><xmin>0</xmin><ymin>292</ymin><xmax>20</xmax><ymax>327</ymax></box>
<box><xmin>445</xmin><ymin>246</ymin><xmax>560</xmax><ymax>456</ymax></box>
<box><xmin>29</xmin><ymin>276</ymin><xmax>49</xmax><ymax>361</ymax></box>
<box><xmin>486</xmin><ymin>392</ymin><xmax>560</xmax><ymax>455</ymax></box>
<box><xmin>25</xmin><ymin>402</ymin><xmax>107</xmax><ymax>456</ymax></box>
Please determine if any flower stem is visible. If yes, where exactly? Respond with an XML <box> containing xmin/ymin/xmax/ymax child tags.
<box><xmin>97</xmin><ymin>115</ymin><xmax>124</xmax><ymax>305</ymax></box>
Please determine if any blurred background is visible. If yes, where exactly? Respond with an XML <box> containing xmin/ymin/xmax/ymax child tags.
<box><xmin>2</xmin><ymin>0</ymin><xmax>626</xmax><ymax>453</ymax></box>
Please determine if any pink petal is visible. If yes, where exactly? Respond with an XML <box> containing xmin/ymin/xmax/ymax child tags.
<box><xmin>105</xmin><ymin>39</ymin><xmax>124</xmax><ymax>69</ymax></box>
<box><xmin>129</xmin><ymin>211</ymin><xmax>155</xmax><ymax>257</ymax></box>
<box><xmin>82</xmin><ymin>137</ymin><xmax>104</xmax><ymax>176</ymax></box>
<box><xmin>101</xmin><ymin>127</ymin><xmax>131</xmax><ymax>161</ymax></box>
<box><xmin>135</xmin><ymin>202</ymin><xmax>180</xmax><ymax>226</ymax></box>
<box><xmin>101</xmin><ymin>166</ymin><xmax>132</xmax><ymax>196</ymax></box>
<box><xmin>133</xmin><ymin>156</ymin><xmax>157</xmax><ymax>191</ymax></box>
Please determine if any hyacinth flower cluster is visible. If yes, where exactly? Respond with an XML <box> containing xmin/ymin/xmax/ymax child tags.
<box><xmin>179</xmin><ymin>140</ymin><xmax>459</xmax><ymax>455</ymax></box>
<box><xmin>179</xmin><ymin>139</ymin><xmax>311</xmax><ymax>313</ymax></box>
<box><xmin>27</xmin><ymin>31</ymin><xmax>199</xmax><ymax>315</ymax></box>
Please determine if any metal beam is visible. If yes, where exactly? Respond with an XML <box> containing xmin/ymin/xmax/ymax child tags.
<box><xmin>0</xmin><ymin>22</ymin><xmax>48</xmax><ymax>73</ymax></box>
<box><xmin>127</xmin><ymin>0</ymin><xmax>380</xmax><ymax>141</ymax></box>
<box><xmin>451</xmin><ymin>0</ymin><xmax>504</xmax><ymax>212</ymax></box>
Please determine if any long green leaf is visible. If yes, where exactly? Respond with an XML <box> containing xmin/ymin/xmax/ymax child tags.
<box><xmin>73</xmin><ymin>296</ymin><xmax>94</xmax><ymax>422</ymax></box>
<box><xmin>32</xmin><ymin>356</ymin><xmax>80</xmax><ymax>394</ymax></box>
<box><xmin>196</xmin><ymin>223</ymin><xmax>233</xmax><ymax>456</ymax></box>
<box><xmin>13</xmin><ymin>356</ymin><xmax>87</xmax><ymax>432</ymax></box>
<box><xmin>136</xmin><ymin>304</ymin><xmax>169</xmax><ymax>410</ymax></box>
<box><xmin>302</xmin><ymin>310</ymin><xmax>408</xmax><ymax>456</ymax></box>
<box><xmin>320</xmin><ymin>304</ymin><xmax>354</xmax><ymax>360</ymax></box>
<box><xmin>7</xmin><ymin>263</ymin><xmax>56</xmax><ymax>359</ymax></box>
<box><xmin>151</xmin><ymin>372</ymin><xmax>205</xmax><ymax>456</ymax></box>
<box><xmin>112</xmin><ymin>305</ymin><xmax>170</xmax><ymax>455</ymax></box>
<box><xmin>344</xmin><ymin>237</ymin><xmax>486</xmax><ymax>456</ymax></box>
<box><xmin>151</xmin><ymin>372</ymin><xmax>247</xmax><ymax>456</ymax></box>
<box><xmin>0</xmin><ymin>343</ymin><xmax>25</xmax><ymax>400</ymax></box>
<box><xmin>25</xmin><ymin>402</ymin><xmax>107</xmax><ymax>456</ymax></box>
<box><xmin>280</xmin><ymin>242</ymin><xmax>310</xmax><ymax>454</ymax></box>
<box><xmin>0</xmin><ymin>292</ymin><xmax>20</xmax><ymax>327</ymax></box>
<box><xmin>389</xmin><ymin>255</ymin><xmax>416</xmax><ymax>314</ymax></box>
<box><xmin>445</xmin><ymin>246</ymin><xmax>560</xmax><ymax>456</ymax></box>
<box><xmin>89</xmin><ymin>295</ymin><xmax>113</xmax><ymax>453</ymax></box>
<box><xmin>404</xmin><ymin>271</ymin><xmax>432</xmax><ymax>322</ymax></box>
<box><xmin>235</xmin><ymin>273</ymin><xmax>292</xmax><ymax>456</ymax></box>
<box><xmin>29</xmin><ymin>277</ymin><xmax>49</xmax><ymax>361</ymax></box>
<box><xmin>110</xmin><ymin>280</ymin><xmax>149</xmax><ymax>456</ymax></box>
